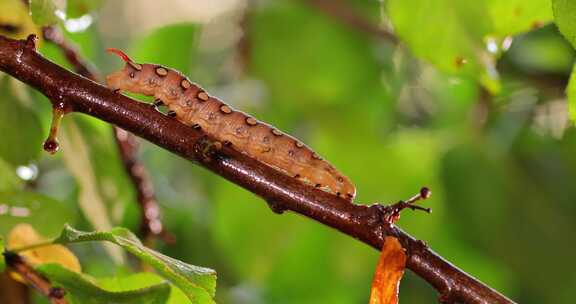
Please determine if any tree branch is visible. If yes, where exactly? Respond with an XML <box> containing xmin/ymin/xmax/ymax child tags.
<box><xmin>3</xmin><ymin>252</ymin><xmax>67</xmax><ymax>304</ymax></box>
<box><xmin>0</xmin><ymin>34</ymin><xmax>514</xmax><ymax>304</ymax></box>
<box><xmin>41</xmin><ymin>27</ymin><xmax>171</xmax><ymax>244</ymax></box>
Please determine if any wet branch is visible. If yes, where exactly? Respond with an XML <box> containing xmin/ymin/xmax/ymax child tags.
<box><xmin>0</xmin><ymin>34</ymin><xmax>514</xmax><ymax>304</ymax></box>
<box><xmin>3</xmin><ymin>252</ymin><xmax>67</xmax><ymax>304</ymax></box>
<box><xmin>41</xmin><ymin>27</ymin><xmax>171</xmax><ymax>244</ymax></box>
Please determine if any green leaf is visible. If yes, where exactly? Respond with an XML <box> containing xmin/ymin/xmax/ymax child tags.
<box><xmin>386</xmin><ymin>0</ymin><xmax>552</xmax><ymax>91</ymax></box>
<box><xmin>66</xmin><ymin>0</ymin><xmax>105</xmax><ymax>19</ymax></box>
<box><xmin>488</xmin><ymin>0</ymin><xmax>552</xmax><ymax>37</ymax></box>
<box><xmin>0</xmin><ymin>158</ymin><xmax>21</xmax><ymax>192</ymax></box>
<box><xmin>37</xmin><ymin>264</ymin><xmax>171</xmax><ymax>304</ymax></box>
<box><xmin>552</xmin><ymin>0</ymin><xmax>576</xmax><ymax>49</ymax></box>
<box><xmin>249</xmin><ymin>1</ymin><xmax>383</xmax><ymax>110</ymax></box>
<box><xmin>0</xmin><ymin>192</ymin><xmax>74</xmax><ymax>237</ymax></box>
<box><xmin>567</xmin><ymin>64</ymin><xmax>576</xmax><ymax>123</ymax></box>
<box><xmin>55</xmin><ymin>225</ymin><xmax>217</xmax><ymax>303</ymax></box>
<box><xmin>131</xmin><ymin>23</ymin><xmax>201</xmax><ymax>76</ymax></box>
<box><xmin>0</xmin><ymin>237</ymin><xmax>5</xmax><ymax>272</ymax></box>
<box><xmin>29</xmin><ymin>0</ymin><xmax>60</xmax><ymax>26</ymax></box>
<box><xmin>387</xmin><ymin>0</ymin><xmax>491</xmax><ymax>82</ymax></box>
<box><xmin>60</xmin><ymin>120</ymin><xmax>125</xmax><ymax>264</ymax></box>
<box><xmin>0</xmin><ymin>77</ymin><xmax>44</xmax><ymax>166</ymax></box>
<box><xmin>0</xmin><ymin>0</ymin><xmax>40</xmax><ymax>40</ymax></box>
<box><xmin>99</xmin><ymin>272</ymin><xmax>189</xmax><ymax>304</ymax></box>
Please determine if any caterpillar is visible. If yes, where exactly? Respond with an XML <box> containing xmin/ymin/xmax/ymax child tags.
<box><xmin>105</xmin><ymin>48</ymin><xmax>356</xmax><ymax>201</ymax></box>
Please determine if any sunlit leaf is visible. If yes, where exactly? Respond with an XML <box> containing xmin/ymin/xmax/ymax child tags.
<box><xmin>66</xmin><ymin>0</ymin><xmax>105</xmax><ymax>19</ymax></box>
<box><xmin>7</xmin><ymin>224</ymin><xmax>81</xmax><ymax>273</ymax></box>
<box><xmin>369</xmin><ymin>237</ymin><xmax>407</xmax><ymax>304</ymax></box>
<box><xmin>0</xmin><ymin>192</ymin><xmax>74</xmax><ymax>237</ymax></box>
<box><xmin>552</xmin><ymin>0</ymin><xmax>576</xmax><ymax>49</ymax></box>
<box><xmin>37</xmin><ymin>264</ymin><xmax>171</xmax><ymax>304</ymax></box>
<box><xmin>387</xmin><ymin>0</ymin><xmax>493</xmax><ymax>86</ymax></box>
<box><xmin>29</xmin><ymin>0</ymin><xmax>61</xmax><ymax>26</ymax></box>
<box><xmin>0</xmin><ymin>0</ymin><xmax>41</xmax><ymax>39</ymax></box>
<box><xmin>488</xmin><ymin>0</ymin><xmax>552</xmax><ymax>37</ymax></box>
<box><xmin>0</xmin><ymin>77</ymin><xmax>44</xmax><ymax>166</ymax></box>
<box><xmin>567</xmin><ymin>64</ymin><xmax>576</xmax><ymax>123</ymax></box>
<box><xmin>0</xmin><ymin>158</ymin><xmax>21</xmax><ymax>192</ymax></box>
<box><xmin>55</xmin><ymin>225</ymin><xmax>217</xmax><ymax>303</ymax></box>
<box><xmin>387</xmin><ymin>0</ymin><xmax>552</xmax><ymax>92</ymax></box>
<box><xmin>98</xmin><ymin>272</ymin><xmax>189</xmax><ymax>304</ymax></box>
<box><xmin>0</xmin><ymin>237</ymin><xmax>5</xmax><ymax>272</ymax></box>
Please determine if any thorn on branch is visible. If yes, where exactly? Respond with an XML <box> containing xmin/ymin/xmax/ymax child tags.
<box><xmin>25</xmin><ymin>34</ymin><xmax>37</xmax><ymax>50</ymax></box>
<box><xmin>48</xmin><ymin>287</ymin><xmax>66</xmax><ymax>299</ymax></box>
<box><xmin>265</xmin><ymin>199</ymin><xmax>287</xmax><ymax>214</ymax></box>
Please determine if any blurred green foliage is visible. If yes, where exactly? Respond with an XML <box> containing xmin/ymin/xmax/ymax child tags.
<box><xmin>0</xmin><ymin>0</ymin><xmax>575</xmax><ymax>303</ymax></box>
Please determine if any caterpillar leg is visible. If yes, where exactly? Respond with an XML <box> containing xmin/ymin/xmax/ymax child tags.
<box><xmin>151</xmin><ymin>99</ymin><xmax>176</xmax><ymax>118</ymax></box>
<box><xmin>194</xmin><ymin>136</ymin><xmax>224</xmax><ymax>162</ymax></box>
<box><xmin>152</xmin><ymin>99</ymin><xmax>164</xmax><ymax>109</ymax></box>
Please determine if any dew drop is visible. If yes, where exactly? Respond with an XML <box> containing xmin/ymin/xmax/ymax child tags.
<box><xmin>42</xmin><ymin>105</ymin><xmax>67</xmax><ymax>154</ymax></box>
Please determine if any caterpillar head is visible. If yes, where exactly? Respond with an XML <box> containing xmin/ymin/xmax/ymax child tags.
<box><xmin>106</xmin><ymin>48</ymin><xmax>154</xmax><ymax>96</ymax></box>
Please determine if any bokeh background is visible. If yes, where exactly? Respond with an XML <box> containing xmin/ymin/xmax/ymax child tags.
<box><xmin>1</xmin><ymin>0</ymin><xmax>575</xmax><ymax>303</ymax></box>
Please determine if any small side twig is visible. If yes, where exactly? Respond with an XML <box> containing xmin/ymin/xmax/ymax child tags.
<box><xmin>42</xmin><ymin>27</ymin><xmax>98</xmax><ymax>82</ymax></box>
<box><xmin>41</xmin><ymin>27</ymin><xmax>171</xmax><ymax>244</ymax></box>
<box><xmin>306</xmin><ymin>0</ymin><xmax>398</xmax><ymax>43</ymax></box>
<box><xmin>3</xmin><ymin>252</ymin><xmax>67</xmax><ymax>304</ymax></box>
<box><xmin>113</xmin><ymin>127</ymin><xmax>175</xmax><ymax>244</ymax></box>
<box><xmin>382</xmin><ymin>187</ymin><xmax>432</xmax><ymax>224</ymax></box>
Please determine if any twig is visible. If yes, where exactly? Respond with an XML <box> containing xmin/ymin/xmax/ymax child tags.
<box><xmin>0</xmin><ymin>35</ymin><xmax>515</xmax><ymax>304</ymax></box>
<box><xmin>41</xmin><ymin>27</ymin><xmax>98</xmax><ymax>82</ymax></box>
<box><xmin>305</xmin><ymin>0</ymin><xmax>398</xmax><ymax>43</ymax></box>
<box><xmin>0</xmin><ymin>271</ymin><xmax>30</xmax><ymax>304</ymax></box>
<box><xmin>382</xmin><ymin>187</ymin><xmax>432</xmax><ymax>224</ymax></box>
<box><xmin>41</xmin><ymin>28</ymin><xmax>171</xmax><ymax>244</ymax></box>
<box><xmin>113</xmin><ymin>127</ymin><xmax>175</xmax><ymax>244</ymax></box>
<box><xmin>3</xmin><ymin>252</ymin><xmax>67</xmax><ymax>304</ymax></box>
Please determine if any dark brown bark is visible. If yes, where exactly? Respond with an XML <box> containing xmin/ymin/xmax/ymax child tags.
<box><xmin>0</xmin><ymin>272</ymin><xmax>31</xmax><ymax>304</ymax></box>
<box><xmin>0</xmin><ymin>34</ymin><xmax>514</xmax><ymax>304</ymax></box>
<box><xmin>3</xmin><ymin>252</ymin><xmax>67</xmax><ymax>304</ymax></box>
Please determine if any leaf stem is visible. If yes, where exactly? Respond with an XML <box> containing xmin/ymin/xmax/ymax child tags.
<box><xmin>10</xmin><ymin>239</ymin><xmax>56</xmax><ymax>253</ymax></box>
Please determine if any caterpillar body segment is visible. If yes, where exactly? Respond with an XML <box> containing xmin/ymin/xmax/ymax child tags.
<box><xmin>106</xmin><ymin>48</ymin><xmax>356</xmax><ymax>200</ymax></box>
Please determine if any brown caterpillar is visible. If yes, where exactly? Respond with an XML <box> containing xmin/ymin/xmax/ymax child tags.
<box><xmin>105</xmin><ymin>48</ymin><xmax>356</xmax><ymax>200</ymax></box>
